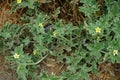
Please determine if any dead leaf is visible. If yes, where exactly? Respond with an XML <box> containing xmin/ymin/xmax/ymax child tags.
<box><xmin>38</xmin><ymin>0</ymin><xmax>46</xmax><ymax>3</ymax></box>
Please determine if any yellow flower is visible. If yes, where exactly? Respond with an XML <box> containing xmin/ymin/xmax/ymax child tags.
<box><xmin>33</xmin><ymin>49</ymin><xmax>37</xmax><ymax>55</ymax></box>
<box><xmin>53</xmin><ymin>32</ymin><xmax>57</xmax><ymax>36</ymax></box>
<box><xmin>113</xmin><ymin>50</ymin><xmax>118</xmax><ymax>56</ymax></box>
<box><xmin>95</xmin><ymin>27</ymin><xmax>101</xmax><ymax>33</ymax></box>
<box><xmin>13</xmin><ymin>53</ymin><xmax>20</xmax><ymax>59</ymax></box>
<box><xmin>38</xmin><ymin>23</ymin><xmax>43</xmax><ymax>27</ymax></box>
<box><xmin>17</xmin><ymin>0</ymin><xmax>22</xmax><ymax>4</ymax></box>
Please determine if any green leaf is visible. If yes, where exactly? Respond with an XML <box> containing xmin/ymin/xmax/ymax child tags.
<box><xmin>33</xmin><ymin>35</ymin><xmax>44</xmax><ymax>45</ymax></box>
<box><xmin>17</xmin><ymin>64</ymin><xmax>28</xmax><ymax>80</ymax></box>
<box><xmin>22</xmin><ymin>37</ymin><xmax>30</xmax><ymax>45</ymax></box>
<box><xmin>14</xmin><ymin>44</ymin><xmax>24</xmax><ymax>54</ymax></box>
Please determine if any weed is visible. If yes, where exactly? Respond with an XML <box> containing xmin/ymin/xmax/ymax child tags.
<box><xmin>0</xmin><ymin>0</ymin><xmax>120</xmax><ymax>80</ymax></box>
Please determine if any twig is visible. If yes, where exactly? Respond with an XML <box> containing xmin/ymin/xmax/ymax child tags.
<box><xmin>55</xmin><ymin>63</ymin><xmax>65</xmax><ymax>75</ymax></box>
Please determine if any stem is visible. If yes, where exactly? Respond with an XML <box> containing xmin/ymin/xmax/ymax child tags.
<box><xmin>26</xmin><ymin>54</ymin><xmax>48</xmax><ymax>65</ymax></box>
